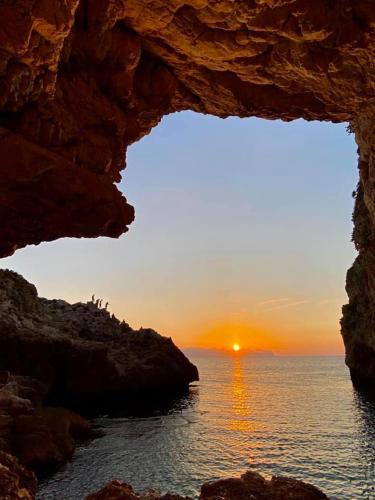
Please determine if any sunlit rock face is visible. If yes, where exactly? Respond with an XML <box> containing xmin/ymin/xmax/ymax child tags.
<box><xmin>0</xmin><ymin>1</ymin><xmax>375</xmax><ymax>384</ymax></box>
<box><xmin>0</xmin><ymin>1</ymin><xmax>374</xmax><ymax>255</ymax></box>
<box><xmin>0</xmin><ymin>451</ymin><xmax>37</xmax><ymax>500</ymax></box>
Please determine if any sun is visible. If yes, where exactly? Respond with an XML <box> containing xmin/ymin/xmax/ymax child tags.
<box><xmin>232</xmin><ymin>343</ymin><xmax>241</xmax><ymax>352</ymax></box>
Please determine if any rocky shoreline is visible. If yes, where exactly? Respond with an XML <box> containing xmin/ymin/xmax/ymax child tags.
<box><xmin>0</xmin><ymin>457</ymin><xmax>329</xmax><ymax>499</ymax></box>
<box><xmin>0</xmin><ymin>269</ymin><xmax>199</xmax><ymax>495</ymax></box>
<box><xmin>0</xmin><ymin>270</ymin><xmax>330</xmax><ymax>499</ymax></box>
<box><xmin>87</xmin><ymin>473</ymin><xmax>329</xmax><ymax>499</ymax></box>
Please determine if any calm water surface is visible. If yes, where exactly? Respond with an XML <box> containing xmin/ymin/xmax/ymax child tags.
<box><xmin>38</xmin><ymin>356</ymin><xmax>375</xmax><ymax>499</ymax></box>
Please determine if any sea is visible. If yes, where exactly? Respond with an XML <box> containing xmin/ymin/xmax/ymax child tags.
<box><xmin>38</xmin><ymin>355</ymin><xmax>375</xmax><ymax>499</ymax></box>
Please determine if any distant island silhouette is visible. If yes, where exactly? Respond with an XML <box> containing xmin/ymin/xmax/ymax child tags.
<box><xmin>183</xmin><ymin>348</ymin><xmax>275</xmax><ymax>358</ymax></box>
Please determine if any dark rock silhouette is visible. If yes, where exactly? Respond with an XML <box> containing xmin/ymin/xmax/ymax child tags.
<box><xmin>0</xmin><ymin>371</ymin><xmax>91</xmax><ymax>470</ymax></box>
<box><xmin>341</xmin><ymin>158</ymin><xmax>375</xmax><ymax>388</ymax></box>
<box><xmin>0</xmin><ymin>270</ymin><xmax>199</xmax><ymax>407</ymax></box>
<box><xmin>86</xmin><ymin>471</ymin><xmax>328</xmax><ymax>500</ymax></box>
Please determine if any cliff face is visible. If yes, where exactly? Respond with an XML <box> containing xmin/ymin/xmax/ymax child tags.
<box><xmin>0</xmin><ymin>1</ymin><xmax>374</xmax><ymax>255</ymax></box>
<box><xmin>341</xmin><ymin>107</ymin><xmax>375</xmax><ymax>387</ymax></box>
<box><xmin>0</xmin><ymin>270</ymin><xmax>199</xmax><ymax>406</ymax></box>
<box><xmin>0</xmin><ymin>2</ymin><xmax>375</xmax><ymax>384</ymax></box>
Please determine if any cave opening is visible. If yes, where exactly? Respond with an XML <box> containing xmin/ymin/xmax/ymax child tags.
<box><xmin>2</xmin><ymin>111</ymin><xmax>358</xmax><ymax>357</ymax></box>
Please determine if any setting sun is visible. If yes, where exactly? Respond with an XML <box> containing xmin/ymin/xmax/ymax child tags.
<box><xmin>233</xmin><ymin>344</ymin><xmax>241</xmax><ymax>352</ymax></box>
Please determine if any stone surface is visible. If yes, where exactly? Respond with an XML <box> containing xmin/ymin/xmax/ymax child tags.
<box><xmin>0</xmin><ymin>1</ymin><xmax>374</xmax><ymax>257</ymax></box>
<box><xmin>0</xmin><ymin>2</ymin><xmax>375</xmax><ymax>384</ymax></box>
<box><xmin>341</xmin><ymin>107</ymin><xmax>375</xmax><ymax>388</ymax></box>
<box><xmin>0</xmin><ymin>372</ymin><xmax>47</xmax><ymax>454</ymax></box>
<box><xmin>0</xmin><ymin>451</ymin><xmax>37</xmax><ymax>500</ymax></box>
<box><xmin>86</xmin><ymin>471</ymin><xmax>328</xmax><ymax>499</ymax></box>
<box><xmin>0</xmin><ymin>269</ymin><xmax>199</xmax><ymax>406</ymax></box>
<box><xmin>86</xmin><ymin>480</ymin><xmax>190</xmax><ymax>500</ymax></box>
<box><xmin>199</xmin><ymin>471</ymin><xmax>328</xmax><ymax>499</ymax></box>
<box><xmin>0</xmin><ymin>370</ymin><xmax>91</xmax><ymax>471</ymax></box>
<box><xmin>13</xmin><ymin>407</ymin><xmax>91</xmax><ymax>469</ymax></box>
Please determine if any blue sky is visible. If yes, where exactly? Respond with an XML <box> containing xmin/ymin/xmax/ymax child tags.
<box><xmin>1</xmin><ymin>112</ymin><xmax>358</xmax><ymax>353</ymax></box>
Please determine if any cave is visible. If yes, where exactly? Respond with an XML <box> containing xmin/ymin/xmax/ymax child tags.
<box><xmin>0</xmin><ymin>2</ymin><xmax>374</xmax><ymax>385</ymax></box>
<box><xmin>1</xmin><ymin>2</ymin><xmax>375</xmax><ymax>498</ymax></box>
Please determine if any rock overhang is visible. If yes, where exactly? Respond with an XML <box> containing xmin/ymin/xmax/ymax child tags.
<box><xmin>0</xmin><ymin>0</ymin><xmax>374</xmax><ymax>256</ymax></box>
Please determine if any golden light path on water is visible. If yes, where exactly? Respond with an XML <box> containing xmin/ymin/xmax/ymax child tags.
<box><xmin>38</xmin><ymin>356</ymin><xmax>375</xmax><ymax>499</ymax></box>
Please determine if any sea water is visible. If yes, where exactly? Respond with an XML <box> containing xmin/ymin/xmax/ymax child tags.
<box><xmin>38</xmin><ymin>356</ymin><xmax>375</xmax><ymax>499</ymax></box>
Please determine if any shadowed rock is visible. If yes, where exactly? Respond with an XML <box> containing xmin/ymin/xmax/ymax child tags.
<box><xmin>0</xmin><ymin>371</ymin><xmax>92</xmax><ymax>471</ymax></box>
<box><xmin>0</xmin><ymin>269</ymin><xmax>199</xmax><ymax>408</ymax></box>
<box><xmin>13</xmin><ymin>407</ymin><xmax>91</xmax><ymax>471</ymax></box>
<box><xmin>85</xmin><ymin>471</ymin><xmax>328</xmax><ymax>500</ymax></box>
<box><xmin>199</xmin><ymin>471</ymin><xmax>328</xmax><ymax>499</ymax></box>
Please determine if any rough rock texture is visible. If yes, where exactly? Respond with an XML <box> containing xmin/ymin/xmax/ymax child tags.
<box><xmin>13</xmin><ymin>407</ymin><xmax>91</xmax><ymax>470</ymax></box>
<box><xmin>0</xmin><ymin>1</ymin><xmax>374</xmax><ymax>257</ymax></box>
<box><xmin>0</xmin><ymin>2</ymin><xmax>375</xmax><ymax>383</ymax></box>
<box><xmin>199</xmin><ymin>471</ymin><xmax>328</xmax><ymax>499</ymax></box>
<box><xmin>341</xmin><ymin>109</ymin><xmax>375</xmax><ymax>388</ymax></box>
<box><xmin>0</xmin><ymin>373</ymin><xmax>45</xmax><ymax>455</ymax></box>
<box><xmin>0</xmin><ymin>451</ymin><xmax>37</xmax><ymax>500</ymax></box>
<box><xmin>86</xmin><ymin>471</ymin><xmax>328</xmax><ymax>500</ymax></box>
<box><xmin>0</xmin><ymin>371</ymin><xmax>91</xmax><ymax>470</ymax></box>
<box><xmin>86</xmin><ymin>480</ymin><xmax>190</xmax><ymax>500</ymax></box>
<box><xmin>0</xmin><ymin>269</ymin><xmax>199</xmax><ymax>406</ymax></box>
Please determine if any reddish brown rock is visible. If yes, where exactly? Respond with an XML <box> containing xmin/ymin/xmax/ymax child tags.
<box><xmin>200</xmin><ymin>471</ymin><xmax>328</xmax><ymax>499</ymax></box>
<box><xmin>13</xmin><ymin>407</ymin><xmax>91</xmax><ymax>469</ymax></box>
<box><xmin>0</xmin><ymin>370</ymin><xmax>91</xmax><ymax>471</ymax></box>
<box><xmin>0</xmin><ymin>1</ymin><xmax>374</xmax><ymax>256</ymax></box>
<box><xmin>86</xmin><ymin>480</ymin><xmax>190</xmax><ymax>500</ymax></box>
<box><xmin>0</xmin><ymin>451</ymin><xmax>37</xmax><ymax>500</ymax></box>
<box><xmin>0</xmin><ymin>372</ymin><xmax>47</xmax><ymax>454</ymax></box>
<box><xmin>86</xmin><ymin>471</ymin><xmax>328</xmax><ymax>500</ymax></box>
<box><xmin>341</xmin><ymin>106</ymin><xmax>375</xmax><ymax>388</ymax></box>
<box><xmin>0</xmin><ymin>2</ymin><xmax>375</xmax><ymax>384</ymax></box>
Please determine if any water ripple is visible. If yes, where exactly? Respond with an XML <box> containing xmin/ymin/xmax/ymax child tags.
<box><xmin>38</xmin><ymin>356</ymin><xmax>375</xmax><ymax>500</ymax></box>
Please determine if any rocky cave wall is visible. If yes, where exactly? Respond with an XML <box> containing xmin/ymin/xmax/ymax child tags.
<box><xmin>0</xmin><ymin>0</ymin><xmax>375</xmax><ymax>384</ymax></box>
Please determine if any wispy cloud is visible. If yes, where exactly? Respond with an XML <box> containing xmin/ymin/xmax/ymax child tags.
<box><xmin>258</xmin><ymin>298</ymin><xmax>290</xmax><ymax>306</ymax></box>
<box><xmin>261</xmin><ymin>300</ymin><xmax>310</xmax><ymax>312</ymax></box>
<box><xmin>318</xmin><ymin>298</ymin><xmax>342</xmax><ymax>305</ymax></box>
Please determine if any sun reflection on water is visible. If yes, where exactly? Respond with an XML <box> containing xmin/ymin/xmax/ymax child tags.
<box><xmin>227</xmin><ymin>357</ymin><xmax>255</xmax><ymax>433</ymax></box>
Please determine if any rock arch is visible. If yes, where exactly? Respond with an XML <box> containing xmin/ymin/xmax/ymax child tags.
<box><xmin>0</xmin><ymin>0</ymin><xmax>374</xmax><ymax>384</ymax></box>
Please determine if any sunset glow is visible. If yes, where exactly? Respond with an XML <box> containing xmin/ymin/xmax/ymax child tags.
<box><xmin>233</xmin><ymin>344</ymin><xmax>241</xmax><ymax>352</ymax></box>
<box><xmin>1</xmin><ymin>115</ymin><xmax>357</xmax><ymax>356</ymax></box>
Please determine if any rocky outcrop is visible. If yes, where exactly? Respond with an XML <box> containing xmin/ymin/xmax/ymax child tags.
<box><xmin>0</xmin><ymin>371</ymin><xmax>91</xmax><ymax>471</ymax></box>
<box><xmin>0</xmin><ymin>451</ymin><xmax>37</xmax><ymax>500</ymax></box>
<box><xmin>86</xmin><ymin>471</ymin><xmax>328</xmax><ymax>500</ymax></box>
<box><xmin>0</xmin><ymin>269</ymin><xmax>199</xmax><ymax>407</ymax></box>
<box><xmin>0</xmin><ymin>268</ymin><xmax>197</xmax><ymax>478</ymax></box>
<box><xmin>86</xmin><ymin>480</ymin><xmax>190</xmax><ymax>500</ymax></box>
<box><xmin>199</xmin><ymin>471</ymin><xmax>328</xmax><ymax>500</ymax></box>
<box><xmin>341</xmin><ymin>107</ymin><xmax>375</xmax><ymax>388</ymax></box>
<box><xmin>0</xmin><ymin>2</ymin><xmax>375</xmax><ymax>383</ymax></box>
<box><xmin>13</xmin><ymin>407</ymin><xmax>91</xmax><ymax>470</ymax></box>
